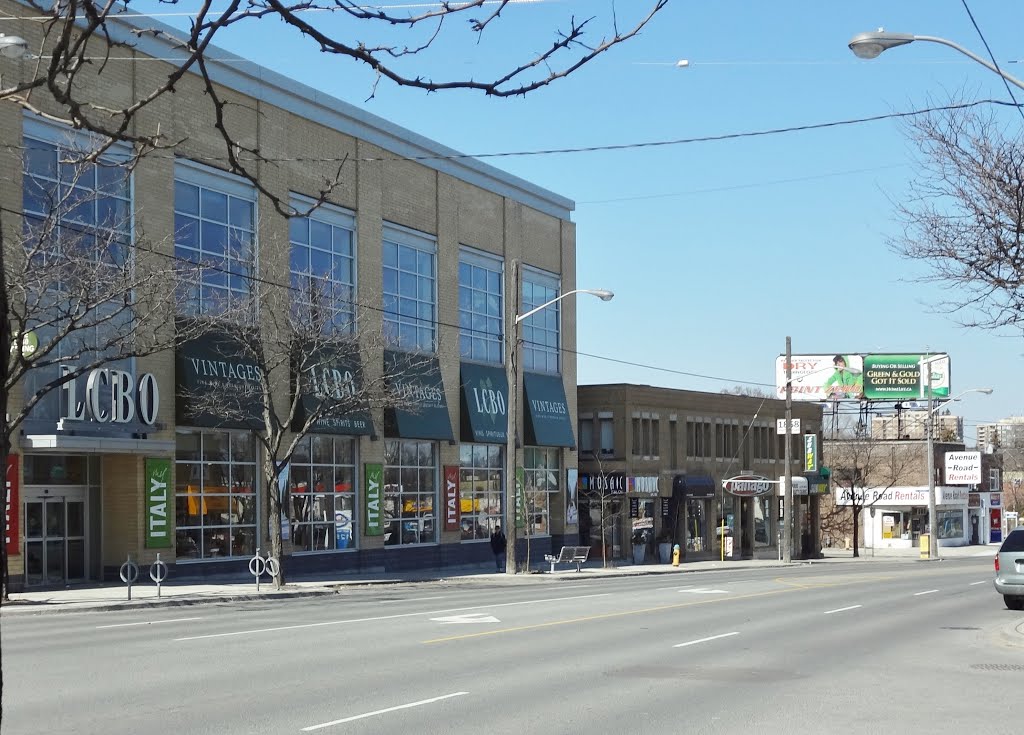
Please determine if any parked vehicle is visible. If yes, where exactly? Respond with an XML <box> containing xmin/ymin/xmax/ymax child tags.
<box><xmin>994</xmin><ymin>528</ymin><xmax>1024</xmax><ymax>610</ymax></box>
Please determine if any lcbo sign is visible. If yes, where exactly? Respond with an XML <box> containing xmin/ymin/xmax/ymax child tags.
<box><xmin>61</xmin><ymin>366</ymin><xmax>160</xmax><ymax>426</ymax></box>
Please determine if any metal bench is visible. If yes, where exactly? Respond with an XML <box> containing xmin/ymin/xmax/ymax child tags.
<box><xmin>544</xmin><ymin>545</ymin><xmax>591</xmax><ymax>573</ymax></box>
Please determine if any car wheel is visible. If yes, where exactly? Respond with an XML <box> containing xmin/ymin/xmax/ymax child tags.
<box><xmin>1004</xmin><ymin>595</ymin><xmax>1024</xmax><ymax>611</ymax></box>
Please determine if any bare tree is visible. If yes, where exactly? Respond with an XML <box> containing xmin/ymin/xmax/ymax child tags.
<box><xmin>1</xmin><ymin>148</ymin><xmax>200</xmax><ymax>601</ymax></box>
<box><xmin>176</xmin><ymin>254</ymin><xmax>439</xmax><ymax>587</ymax></box>
<box><xmin>720</xmin><ymin>385</ymin><xmax>775</xmax><ymax>399</ymax></box>
<box><xmin>0</xmin><ymin>148</ymin><xmax>202</xmax><ymax>726</ymax></box>
<box><xmin>1</xmin><ymin>0</ymin><xmax>667</xmax><ymax>214</ymax></box>
<box><xmin>579</xmin><ymin>452</ymin><xmax>624</xmax><ymax>568</ymax></box>
<box><xmin>825</xmin><ymin>434</ymin><xmax>918</xmax><ymax>557</ymax></box>
<box><xmin>892</xmin><ymin>102</ymin><xmax>1024</xmax><ymax>330</ymax></box>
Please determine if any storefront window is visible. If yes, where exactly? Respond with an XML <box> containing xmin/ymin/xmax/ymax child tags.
<box><xmin>459</xmin><ymin>444</ymin><xmax>503</xmax><ymax>541</ymax></box>
<box><xmin>523</xmin><ymin>447</ymin><xmax>559</xmax><ymax>537</ymax></box>
<box><xmin>937</xmin><ymin>508</ymin><xmax>964</xmax><ymax>540</ymax></box>
<box><xmin>175</xmin><ymin>430</ymin><xmax>257</xmax><ymax>560</ymax></box>
<box><xmin>754</xmin><ymin>495</ymin><xmax>772</xmax><ymax>547</ymax></box>
<box><xmin>288</xmin><ymin>435</ymin><xmax>356</xmax><ymax>552</ymax></box>
<box><xmin>686</xmin><ymin>498</ymin><xmax>709</xmax><ymax>552</ymax></box>
<box><xmin>383</xmin><ymin>440</ymin><xmax>437</xmax><ymax>546</ymax></box>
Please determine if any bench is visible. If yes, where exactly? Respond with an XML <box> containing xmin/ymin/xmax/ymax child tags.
<box><xmin>544</xmin><ymin>545</ymin><xmax>591</xmax><ymax>573</ymax></box>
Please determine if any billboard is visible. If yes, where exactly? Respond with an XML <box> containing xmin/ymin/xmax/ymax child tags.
<box><xmin>776</xmin><ymin>353</ymin><xmax>950</xmax><ymax>402</ymax></box>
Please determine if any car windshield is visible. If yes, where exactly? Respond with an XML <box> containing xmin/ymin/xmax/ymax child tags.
<box><xmin>999</xmin><ymin>529</ymin><xmax>1024</xmax><ymax>553</ymax></box>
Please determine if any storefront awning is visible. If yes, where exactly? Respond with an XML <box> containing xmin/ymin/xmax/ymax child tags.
<box><xmin>292</xmin><ymin>345</ymin><xmax>374</xmax><ymax>436</ymax></box>
<box><xmin>523</xmin><ymin>372</ymin><xmax>575</xmax><ymax>448</ymax></box>
<box><xmin>459</xmin><ymin>362</ymin><xmax>508</xmax><ymax>443</ymax></box>
<box><xmin>672</xmin><ymin>474</ymin><xmax>715</xmax><ymax>499</ymax></box>
<box><xmin>383</xmin><ymin>351</ymin><xmax>454</xmax><ymax>441</ymax></box>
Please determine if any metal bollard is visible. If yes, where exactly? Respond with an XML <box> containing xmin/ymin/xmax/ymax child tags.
<box><xmin>149</xmin><ymin>553</ymin><xmax>169</xmax><ymax>598</ymax></box>
<box><xmin>249</xmin><ymin>548</ymin><xmax>267</xmax><ymax>591</ymax></box>
<box><xmin>119</xmin><ymin>554</ymin><xmax>140</xmax><ymax>601</ymax></box>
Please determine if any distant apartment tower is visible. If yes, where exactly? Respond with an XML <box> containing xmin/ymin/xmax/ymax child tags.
<box><xmin>976</xmin><ymin>417</ymin><xmax>1024</xmax><ymax>451</ymax></box>
<box><xmin>871</xmin><ymin>410</ymin><xmax>963</xmax><ymax>443</ymax></box>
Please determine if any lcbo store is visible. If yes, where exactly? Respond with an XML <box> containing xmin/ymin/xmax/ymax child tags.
<box><xmin>9</xmin><ymin>359</ymin><xmax>174</xmax><ymax>590</ymax></box>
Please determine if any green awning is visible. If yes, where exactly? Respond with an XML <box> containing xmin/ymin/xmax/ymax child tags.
<box><xmin>523</xmin><ymin>372</ymin><xmax>575</xmax><ymax>448</ymax></box>
<box><xmin>459</xmin><ymin>362</ymin><xmax>508</xmax><ymax>443</ymax></box>
<box><xmin>383</xmin><ymin>351</ymin><xmax>454</xmax><ymax>441</ymax></box>
<box><xmin>175</xmin><ymin>328</ymin><xmax>262</xmax><ymax>430</ymax></box>
<box><xmin>292</xmin><ymin>344</ymin><xmax>374</xmax><ymax>436</ymax></box>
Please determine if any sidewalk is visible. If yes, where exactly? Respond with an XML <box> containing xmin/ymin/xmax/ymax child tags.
<box><xmin>0</xmin><ymin>543</ymin><xmax>1000</xmax><ymax>616</ymax></box>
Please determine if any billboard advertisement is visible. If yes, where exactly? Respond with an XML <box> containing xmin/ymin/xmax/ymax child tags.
<box><xmin>776</xmin><ymin>353</ymin><xmax>950</xmax><ymax>402</ymax></box>
<box><xmin>775</xmin><ymin>355</ymin><xmax>864</xmax><ymax>401</ymax></box>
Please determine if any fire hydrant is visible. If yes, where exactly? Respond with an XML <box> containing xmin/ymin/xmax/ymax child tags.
<box><xmin>672</xmin><ymin>544</ymin><xmax>681</xmax><ymax>567</ymax></box>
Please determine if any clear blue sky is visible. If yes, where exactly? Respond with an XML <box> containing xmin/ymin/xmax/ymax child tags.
<box><xmin>134</xmin><ymin>0</ymin><xmax>1024</xmax><ymax>441</ymax></box>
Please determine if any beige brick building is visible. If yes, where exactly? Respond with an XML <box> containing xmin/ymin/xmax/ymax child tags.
<box><xmin>576</xmin><ymin>384</ymin><xmax>824</xmax><ymax>562</ymax></box>
<box><xmin>1</xmin><ymin>6</ymin><xmax>579</xmax><ymax>587</ymax></box>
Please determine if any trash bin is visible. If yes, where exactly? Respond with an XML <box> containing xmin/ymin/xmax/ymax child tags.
<box><xmin>919</xmin><ymin>534</ymin><xmax>930</xmax><ymax>560</ymax></box>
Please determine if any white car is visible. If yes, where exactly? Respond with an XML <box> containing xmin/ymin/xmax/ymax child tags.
<box><xmin>994</xmin><ymin>528</ymin><xmax>1024</xmax><ymax>610</ymax></box>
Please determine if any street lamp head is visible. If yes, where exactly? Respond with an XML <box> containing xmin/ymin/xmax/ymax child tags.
<box><xmin>978</xmin><ymin>388</ymin><xmax>994</xmax><ymax>395</ymax></box>
<box><xmin>590</xmin><ymin>289</ymin><xmax>614</xmax><ymax>301</ymax></box>
<box><xmin>848</xmin><ymin>30</ymin><xmax>916</xmax><ymax>60</ymax></box>
<box><xmin>0</xmin><ymin>34</ymin><xmax>30</xmax><ymax>60</ymax></box>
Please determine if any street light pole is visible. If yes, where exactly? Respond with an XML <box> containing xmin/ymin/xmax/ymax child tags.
<box><xmin>503</xmin><ymin>266</ymin><xmax>613</xmax><ymax>574</ymax></box>
<box><xmin>783</xmin><ymin>336</ymin><xmax>793</xmax><ymax>564</ymax></box>
<box><xmin>848</xmin><ymin>29</ymin><xmax>1024</xmax><ymax>90</ymax></box>
<box><xmin>919</xmin><ymin>366</ymin><xmax>994</xmax><ymax>561</ymax></box>
<box><xmin>926</xmin><ymin>362</ymin><xmax>937</xmax><ymax>560</ymax></box>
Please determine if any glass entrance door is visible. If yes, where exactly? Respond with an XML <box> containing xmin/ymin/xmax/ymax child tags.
<box><xmin>24</xmin><ymin>492</ymin><xmax>87</xmax><ymax>586</ymax></box>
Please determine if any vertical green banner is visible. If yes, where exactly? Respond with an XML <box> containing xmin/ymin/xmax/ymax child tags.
<box><xmin>804</xmin><ymin>435</ymin><xmax>818</xmax><ymax>473</ymax></box>
<box><xmin>364</xmin><ymin>463</ymin><xmax>383</xmax><ymax>536</ymax></box>
<box><xmin>515</xmin><ymin>467</ymin><xmax>526</xmax><ymax>530</ymax></box>
<box><xmin>145</xmin><ymin>458</ymin><xmax>172</xmax><ymax>549</ymax></box>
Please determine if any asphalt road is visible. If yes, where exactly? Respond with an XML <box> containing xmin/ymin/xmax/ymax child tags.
<box><xmin>3</xmin><ymin>560</ymin><xmax>1020</xmax><ymax>734</ymax></box>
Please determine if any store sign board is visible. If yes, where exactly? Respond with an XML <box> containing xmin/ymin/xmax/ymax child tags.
<box><xmin>945</xmin><ymin>451</ymin><xmax>981</xmax><ymax>485</ymax></box>
<box><xmin>364</xmin><ymin>463</ymin><xmax>383</xmax><ymax>536</ymax></box>
<box><xmin>723</xmin><ymin>475</ymin><xmax>774</xmax><ymax>497</ymax></box>
<box><xmin>61</xmin><ymin>365</ymin><xmax>160</xmax><ymax>426</ymax></box>
<box><xmin>145</xmin><ymin>458</ymin><xmax>172</xmax><ymax>548</ymax></box>
<box><xmin>444</xmin><ymin>465</ymin><xmax>460</xmax><ymax>532</ymax></box>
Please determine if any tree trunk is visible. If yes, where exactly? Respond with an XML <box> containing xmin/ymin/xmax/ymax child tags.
<box><xmin>265</xmin><ymin>457</ymin><xmax>287</xmax><ymax>588</ymax></box>
<box><xmin>852</xmin><ymin>506</ymin><xmax>860</xmax><ymax>558</ymax></box>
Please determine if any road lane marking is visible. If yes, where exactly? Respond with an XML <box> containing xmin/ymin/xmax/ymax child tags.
<box><xmin>302</xmin><ymin>692</ymin><xmax>468</xmax><ymax>731</ymax></box>
<box><xmin>96</xmin><ymin>617</ymin><xmax>202</xmax><ymax>629</ymax></box>
<box><xmin>684</xmin><ymin>588</ymin><xmax>728</xmax><ymax>595</ymax></box>
<box><xmin>823</xmin><ymin>605</ymin><xmax>862</xmax><ymax>615</ymax></box>
<box><xmin>969</xmin><ymin>581</ymin><xmax>988</xmax><ymax>586</ymax></box>
<box><xmin>422</xmin><ymin>571</ymin><xmax>933</xmax><ymax>645</ymax></box>
<box><xmin>175</xmin><ymin>593</ymin><xmax>609</xmax><ymax>642</ymax></box>
<box><xmin>423</xmin><ymin>587</ymin><xmax>799</xmax><ymax>644</ymax></box>
<box><xmin>430</xmin><ymin>613</ymin><xmax>500</xmax><ymax>624</ymax></box>
<box><xmin>914</xmin><ymin>590</ymin><xmax>939</xmax><ymax>596</ymax></box>
<box><xmin>673</xmin><ymin>632</ymin><xmax>739</xmax><ymax>648</ymax></box>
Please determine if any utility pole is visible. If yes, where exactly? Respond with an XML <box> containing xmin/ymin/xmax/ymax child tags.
<box><xmin>783</xmin><ymin>336</ymin><xmax>793</xmax><ymax>564</ymax></box>
<box><xmin>504</xmin><ymin>259</ymin><xmax>520</xmax><ymax>574</ymax></box>
<box><xmin>925</xmin><ymin>356</ymin><xmax>938</xmax><ymax>560</ymax></box>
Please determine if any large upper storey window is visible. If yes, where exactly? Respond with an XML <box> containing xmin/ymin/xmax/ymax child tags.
<box><xmin>174</xmin><ymin>161</ymin><xmax>256</xmax><ymax>316</ymax></box>
<box><xmin>383</xmin><ymin>224</ymin><xmax>436</xmax><ymax>352</ymax></box>
<box><xmin>22</xmin><ymin>118</ymin><xmax>131</xmax><ymax>275</ymax></box>
<box><xmin>458</xmin><ymin>247</ymin><xmax>503</xmax><ymax>364</ymax></box>
<box><xmin>290</xmin><ymin>198</ymin><xmax>356</xmax><ymax>335</ymax></box>
<box><xmin>522</xmin><ymin>268</ymin><xmax>560</xmax><ymax>373</ymax></box>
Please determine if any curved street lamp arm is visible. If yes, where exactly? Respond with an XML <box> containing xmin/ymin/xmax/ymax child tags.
<box><xmin>514</xmin><ymin>288</ymin><xmax>614</xmax><ymax>324</ymax></box>
<box><xmin>914</xmin><ymin>35</ymin><xmax>1024</xmax><ymax>91</ymax></box>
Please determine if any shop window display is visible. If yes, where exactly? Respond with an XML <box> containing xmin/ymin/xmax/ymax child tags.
<box><xmin>175</xmin><ymin>431</ymin><xmax>257</xmax><ymax>560</ymax></box>
<box><xmin>288</xmin><ymin>435</ymin><xmax>357</xmax><ymax>552</ymax></box>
